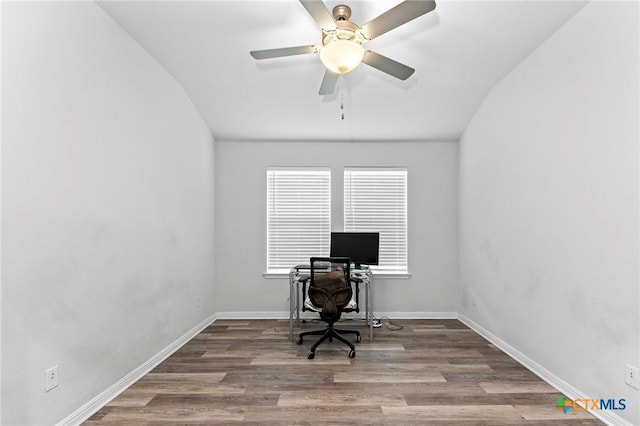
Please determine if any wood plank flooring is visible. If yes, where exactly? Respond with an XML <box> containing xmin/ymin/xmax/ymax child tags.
<box><xmin>85</xmin><ymin>319</ymin><xmax>603</xmax><ymax>425</ymax></box>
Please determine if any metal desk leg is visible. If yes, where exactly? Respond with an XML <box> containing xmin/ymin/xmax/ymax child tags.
<box><xmin>289</xmin><ymin>268</ymin><xmax>295</xmax><ymax>341</ymax></box>
<box><xmin>367</xmin><ymin>280</ymin><xmax>373</xmax><ymax>341</ymax></box>
<box><xmin>295</xmin><ymin>280</ymin><xmax>300</xmax><ymax>329</ymax></box>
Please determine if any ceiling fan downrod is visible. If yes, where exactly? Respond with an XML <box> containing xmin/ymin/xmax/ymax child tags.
<box><xmin>332</xmin><ymin>5</ymin><xmax>351</xmax><ymax>21</ymax></box>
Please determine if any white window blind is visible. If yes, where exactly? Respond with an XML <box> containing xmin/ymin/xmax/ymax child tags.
<box><xmin>344</xmin><ymin>167</ymin><xmax>408</xmax><ymax>273</ymax></box>
<box><xmin>266</xmin><ymin>168</ymin><xmax>331</xmax><ymax>272</ymax></box>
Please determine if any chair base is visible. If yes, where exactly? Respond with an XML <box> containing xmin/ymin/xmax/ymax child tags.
<box><xmin>296</xmin><ymin>326</ymin><xmax>361</xmax><ymax>358</ymax></box>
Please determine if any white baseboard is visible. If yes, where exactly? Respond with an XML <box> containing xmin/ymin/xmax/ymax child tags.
<box><xmin>457</xmin><ymin>313</ymin><xmax>633</xmax><ymax>426</ymax></box>
<box><xmin>374</xmin><ymin>311</ymin><xmax>458</xmax><ymax>319</ymax></box>
<box><xmin>215</xmin><ymin>311</ymin><xmax>290</xmax><ymax>320</ymax></box>
<box><xmin>58</xmin><ymin>313</ymin><xmax>217</xmax><ymax>426</ymax></box>
<box><xmin>214</xmin><ymin>311</ymin><xmax>458</xmax><ymax>320</ymax></box>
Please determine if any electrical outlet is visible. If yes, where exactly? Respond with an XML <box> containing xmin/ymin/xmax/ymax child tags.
<box><xmin>625</xmin><ymin>364</ymin><xmax>639</xmax><ymax>389</ymax></box>
<box><xmin>45</xmin><ymin>365</ymin><xmax>59</xmax><ymax>392</ymax></box>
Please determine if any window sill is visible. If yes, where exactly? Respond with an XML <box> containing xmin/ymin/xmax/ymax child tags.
<box><xmin>371</xmin><ymin>272</ymin><xmax>412</xmax><ymax>279</ymax></box>
<box><xmin>263</xmin><ymin>271</ymin><xmax>412</xmax><ymax>279</ymax></box>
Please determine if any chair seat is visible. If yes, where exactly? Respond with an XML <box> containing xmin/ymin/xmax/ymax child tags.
<box><xmin>304</xmin><ymin>296</ymin><xmax>357</xmax><ymax>312</ymax></box>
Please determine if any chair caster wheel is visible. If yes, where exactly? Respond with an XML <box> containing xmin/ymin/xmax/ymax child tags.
<box><xmin>296</xmin><ymin>336</ymin><xmax>303</xmax><ymax>345</ymax></box>
<box><xmin>348</xmin><ymin>350</ymin><xmax>356</xmax><ymax>358</ymax></box>
<box><xmin>307</xmin><ymin>351</ymin><xmax>315</xmax><ymax>359</ymax></box>
<box><xmin>356</xmin><ymin>335</ymin><xmax>361</xmax><ymax>343</ymax></box>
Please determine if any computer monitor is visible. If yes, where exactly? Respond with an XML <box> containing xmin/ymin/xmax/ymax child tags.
<box><xmin>330</xmin><ymin>232</ymin><xmax>380</xmax><ymax>269</ymax></box>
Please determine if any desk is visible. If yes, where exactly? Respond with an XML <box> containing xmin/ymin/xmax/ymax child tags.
<box><xmin>288</xmin><ymin>265</ymin><xmax>374</xmax><ymax>341</ymax></box>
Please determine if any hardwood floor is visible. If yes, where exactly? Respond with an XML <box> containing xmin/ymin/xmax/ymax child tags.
<box><xmin>85</xmin><ymin>319</ymin><xmax>603</xmax><ymax>425</ymax></box>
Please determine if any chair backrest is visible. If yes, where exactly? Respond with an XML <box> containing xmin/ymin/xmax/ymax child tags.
<box><xmin>309</xmin><ymin>257</ymin><xmax>352</xmax><ymax>323</ymax></box>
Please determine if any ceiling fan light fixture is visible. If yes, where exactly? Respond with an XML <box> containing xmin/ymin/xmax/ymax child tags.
<box><xmin>319</xmin><ymin>39</ymin><xmax>364</xmax><ymax>74</ymax></box>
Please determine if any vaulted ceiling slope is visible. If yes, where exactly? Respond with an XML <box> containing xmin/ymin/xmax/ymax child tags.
<box><xmin>97</xmin><ymin>1</ymin><xmax>587</xmax><ymax>142</ymax></box>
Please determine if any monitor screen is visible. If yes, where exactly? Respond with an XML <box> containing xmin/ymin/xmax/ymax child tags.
<box><xmin>330</xmin><ymin>232</ymin><xmax>380</xmax><ymax>268</ymax></box>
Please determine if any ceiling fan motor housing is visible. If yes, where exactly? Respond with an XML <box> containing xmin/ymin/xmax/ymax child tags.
<box><xmin>322</xmin><ymin>21</ymin><xmax>362</xmax><ymax>45</ymax></box>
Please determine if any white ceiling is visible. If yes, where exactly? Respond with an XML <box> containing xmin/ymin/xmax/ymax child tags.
<box><xmin>97</xmin><ymin>0</ymin><xmax>587</xmax><ymax>142</ymax></box>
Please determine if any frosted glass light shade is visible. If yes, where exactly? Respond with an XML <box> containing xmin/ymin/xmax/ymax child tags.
<box><xmin>320</xmin><ymin>39</ymin><xmax>365</xmax><ymax>74</ymax></box>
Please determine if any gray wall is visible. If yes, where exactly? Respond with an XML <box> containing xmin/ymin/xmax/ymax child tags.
<box><xmin>214</xmin><ymin>141</ymin><xmax>459</xmax><ymax>316</ymax></box>
<box><xmin>1</xmin><ymin>3</ymin><xmax>216</xmax><ymax>425</ymax></box>
<box><xmin>459</xmin><ymin>2</ymin><xmax>639</xmax><ymax>424</ymax></box>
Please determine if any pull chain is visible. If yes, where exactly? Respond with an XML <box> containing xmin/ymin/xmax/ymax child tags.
<box><xmin>340</xmin><ymin>92</ymin><xmax>345</xmax><ymax>120</ymax></box>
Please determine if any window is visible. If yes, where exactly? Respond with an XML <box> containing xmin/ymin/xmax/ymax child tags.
<box><xmin>344</xmin><ymin>167</ymin><xmax>408</xmax><ymax>273</ymax></box>
<box><xmin>266</xmin><ymin>168</ymin><xmax>331</xmax><ymax>273</ymax></box>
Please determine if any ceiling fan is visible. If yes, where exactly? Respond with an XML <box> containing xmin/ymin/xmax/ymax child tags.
<box><xmin>250</xmin><ymin>0</ymin><xmax>436</xmax><ymax>95</ymax></box>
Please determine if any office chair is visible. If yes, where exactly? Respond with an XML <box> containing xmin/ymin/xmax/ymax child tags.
<box><xmin>296</xmin><ymin>257</ymin><xmax>361</xmax><ymax>359</ymax></box>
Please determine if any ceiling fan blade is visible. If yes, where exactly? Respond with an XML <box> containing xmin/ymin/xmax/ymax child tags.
<box><xmin>362</xmin><ymin>50</ymin><xmax>415</xmax><ymax>80</ymax></box>
<box><xmin>299</xmin><ymin>0</ymin><xmax>336</xmax><ymax>30</ymax></box>
<box><xmin>361</xmin><ymin>0</ymin><xmax>436</xmax><ymax>40</ymax></box>
<box><xmin>250</xmin><ymin>45</ymin><xmax>317</xmax><ymax>60</ymax></box>
<box><xmin>319</xmin><ymin>70</ymin><xmax>339</xmax><ymax>95</ymax></box>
